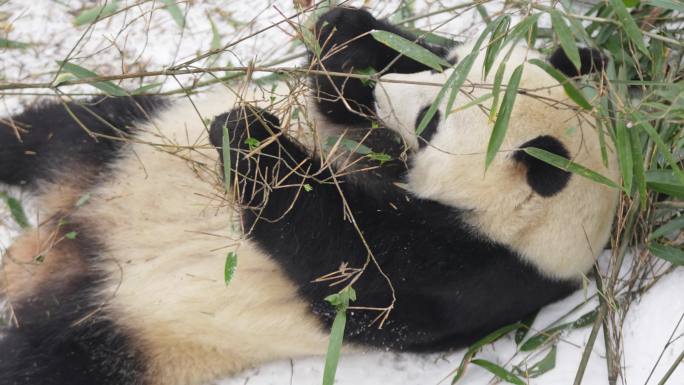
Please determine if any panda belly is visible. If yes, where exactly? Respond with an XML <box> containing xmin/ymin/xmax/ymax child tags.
<box><xmin>82</xmin><ymin>133</ymin><xmax>329</xmax><ymax>385</ymax></box>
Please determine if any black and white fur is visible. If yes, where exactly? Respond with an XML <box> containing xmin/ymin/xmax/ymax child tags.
<box><xmin>0</xmin><ymin>7</ymin><xmax>618</xmax><ymax>385</ymax></box>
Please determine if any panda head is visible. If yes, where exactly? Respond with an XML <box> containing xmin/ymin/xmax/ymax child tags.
<box><xmin>374</xmin><ymin>44</ymin><xmax>620</xmax><ymax>279</ymax></box>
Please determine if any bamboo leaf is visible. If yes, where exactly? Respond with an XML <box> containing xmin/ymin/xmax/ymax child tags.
<box><xmin>516</xmin><ymin>345</ymin><xmax>557</xmax><ymax>378</ymax></box>
<box><xmin>528</xmin><ymin>59</ymin><xmax>592</xmax><ymax>110</ymax></box>
<box><xmin>485</xmin><ymin>64</ymin><xmax>523</xmax><ymax>170</ymax></box>
<box><xmin>488</xmin><ymin>61</ymin><xmax>506</xmax><ymax>122</ymax></box>
<box><xmin>0</xmin><ymin>38</ymin><xmax>30</xmax><ymax>49</ymax></box>
<box><xmin>0</xmin><ymin>192</ymin><xmax>30</xmax><ymax>229</ymax></box>
<box><xmin>649</xmin><ymin>243</ymin><xmax>684</xmax><ymax>266</ymax></box>
<box><xmin>471</xmin><ymin>359</ymin><xmax>525</xmax><ymax>385</ymax></box>
<box><xmin>57</xmin><ymin>61</ymin><xmax>128</xmax><ymax>96</ymax></box>
<box><xmin>325</xmin><ymin>136</ymin><xmax>372</xmax><ymax>155</ymax></box>
<box><xmin>131</xmin><ymin>82</ymin><xmax>162</xmax><ymax>95</ymax></box>
<box><xmin>484</xmin><ymin>16</ymin><xmax>511</xmax><ymax>77</ymax></box>
<box><xmin>224</xmin><ymin>251</ymin><xmax>238</xmax><ymax>285</ymax></box>
<box><xmin>417</xmin><ymin>18</ymin><xmax>499</xmax><ymax>135</ymax></box>
<box><xmin>615</xmin><ymin>121</ymin><xmax>633</xmax><ymax>193</ymax></box>
<box><xmin>515</xmin><ymin>312</ymin><xmax>538</xmax><ymax>345</ymax></box>
<box><xmin>160</xmin><ymin>0</ymin><xmax>186</xmax><ymax>28</ymax></box>
<box><xmin>634</xmin><ymin>117</ymin><xmax>684</xmax><ymax>184</ymax></box>
<box><xmin>370</xmin><ymin>30</ymin><xmax>450</xmax><ymax>72</ymax></box>
<box><xmin>322</xmin><ymin>286</ymin><xmax>355</xmax><ymax>385</ymax></box>
<box><xmin>73</xmin><ymin>1</ymin><xmax>119</xmax><ymax>26</ymax></box>
<box><xmin>451</xmin><ymin>93</ymin><xmax>493</xmax><ymax>113</ymax></box>
<box><xmin>550</xmin><ymin>10</ymin><xmax>581</xmax><ymax>72</ymax></box>
<box><xmin>630</xmin><ymin>128</ymin><xmax>647</xmax><ymax>208</ymax></box>
<box><xmin>650</xmin><ymin>216</ymin><xmax>684</xmax><ymax>240</ymax></box>
<box><xmin>452</xmin><ymin>322</ymin><xmax>522</xmax><ymax>383</ymax></box>
<box><xmin>645</xmin><ymin>0</ymin><xmax>684</xmax><ymax>11</ymax></box>
<box><xmin>521</xmin><ymin>309</ymin><xmax>597</xmax><ymax>351</ymax></box>
<box><xmin>646</xmin><ymin>170</ymin><xmax>684</xmax><ymax>199</ymax></box>
<box><xmin>523</xmin><ymin>147</ymin><xmax>622</xmax><ymax>191</ymax></box>
<box><xmin>502</xmin><ymin>14</ymin><xmax>541</xmax><ymax>47</ymax></box>
<box><xmin>608</xmin><ymin>0</ymin><xmax>650</xmax><ymax>57</ymax></box>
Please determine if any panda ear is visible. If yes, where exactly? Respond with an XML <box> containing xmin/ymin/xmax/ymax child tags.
<box><xmin>548</xmin><ymin>47</ymin><xmax>606</xmax><ymax>77</ymax></box>
<box><xmin>513</xmin><ymin>135</ymin><xmax>572</xmax><ymax>197</ymax></box>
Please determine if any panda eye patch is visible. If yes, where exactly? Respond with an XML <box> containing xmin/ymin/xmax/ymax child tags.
<box><xmin>415</xmin><ymin>104</ymin><xmax>441</xmax><ymax>148</ymax></box>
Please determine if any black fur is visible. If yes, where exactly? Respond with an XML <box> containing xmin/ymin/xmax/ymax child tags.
<box><xmin>312</xmin><ymin>7</ymin><xmax>449</xmax><ymax>126</ymax></box>
<box><xmin>210</xmin><ymin>107</ymin><xmax>578</xmax><ymax>350</ymax></box>
<box><xmin>513</xmin><ymin>135</ymin><xmax>572</xmax><ymax>197</ymax></box>
<box><xmin>0</xmin><ymin>95</ymin><xmax>166</xmax><ymax>187</ymax></box>
<box><xmin>0</xmin><ymin>232</ymin><xmax>146</xmax><ymax>385</ymax></box>
<box><xmin>548</xmin><ymin>47</ymin><xmax>606</xmax><ymax>77</ymax></box>
<box><xmin>415</xmin><ymin>104</ymin><xmax>441</xmax><ymax>147</ymax></box>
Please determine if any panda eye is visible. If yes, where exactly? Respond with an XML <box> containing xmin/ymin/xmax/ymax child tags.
<box><xmin>415</xmin><ymin>105</ymin><xmax>441</xmax><ymax>148</ymax></box>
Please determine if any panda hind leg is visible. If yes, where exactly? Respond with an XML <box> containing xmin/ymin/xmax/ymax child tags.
<box><xmin>0</xmin><ymin>226</ymin><xmax>147</xmax><ymax>385</ymax></box>
<box><xmin>0</xmin><ymin>95</ymin><xmax>166</xmax><ymax>188</ymax></box>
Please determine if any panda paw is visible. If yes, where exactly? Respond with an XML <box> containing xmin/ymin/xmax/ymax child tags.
<box><xmin>315</xmin><ymin>7</ymin><xmax>379</xmax><ymax>46</ymax></box>
<box><xmin>210</xmin><ymin>106</ymin><xmax>281</xmax><ymax>152</ymax></box>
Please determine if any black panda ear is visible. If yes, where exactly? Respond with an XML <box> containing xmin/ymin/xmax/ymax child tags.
<box><xmin>513</xmin><ymin>135</ymin><xmax>571</xmax><ymax>197</ymax></box>
<box><xmin>548</xmin><ymin>47</ymin><xmax>606</xmax><ymax>77</ymax></box>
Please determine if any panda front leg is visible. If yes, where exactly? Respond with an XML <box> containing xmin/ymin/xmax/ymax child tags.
<box><xmin>310</xmin><ymin>7</ymin><xmax>450</xmax><ymax>125</ymax></box>
<box><xmin>209</xmin><ymin>106</ymin><xmax>454</xmax><ymax>349</ymax></box>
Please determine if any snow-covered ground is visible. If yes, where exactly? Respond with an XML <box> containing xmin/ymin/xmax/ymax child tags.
<box><xmin>1</xmin><ymin>1</ymin><xmax>682</xmax><ymax>384</ymax></box>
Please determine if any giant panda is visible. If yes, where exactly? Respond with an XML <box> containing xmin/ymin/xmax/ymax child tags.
<box><xmin>0</xmin><ymin>7</ymin><xmax>619</xmax><ymax>385</ymax></box>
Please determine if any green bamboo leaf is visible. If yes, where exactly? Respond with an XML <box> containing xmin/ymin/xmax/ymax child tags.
<box><xmin>452</xmin><ymin>322</ymin><xmax>522</xmax><ymax>383</ymax></box>
<box><xmin>0</xmin><ymin>38</ymin><xmax>30</xmax><ymax>49</ymax></box>
<box><xmin>484</xmin><ymin>16</ymin><xmax>511</xmax><ymax>77</ymax></box>
<box><xmin>471</xmin><ymin>359</ymin><xmax>525</xmax><ymax>385</ymax></box>
<box><xmin>521</xmin><ymin>309</ymin><xmax>597</xmax><ymax>351</ymax></box>
<box><xmin>57</xmin><ymin>61</ymin><xmax>128</xmax><ymax>96</ymax></box>
<box><xmin>502</xmin><ymin>14</ymin><xmax>541</xmax><ymax>47</ymax></box>
<box><xmin>451</xmin><ymin>93</ymin><xmax>493</xmax><ymax>113</ymax></box>
<box><xmin>648</xmin><ymin>243</ymin><xmax>684</xmax><ymax>266</ymax></box>
<box><xmin>630</xmin><ymin>128</ymin><xmax>647</xmax><ymax>208</ymax></box>
<box><xmin>160</xmin><ymin>0</ymin><xmax>186</xmax><ymax>28</ymax></box>
<box><xmin>515</xmin><ymin>312</ymin><xmax>537</xmax><ymax>345</ymax></box>
<box><xmin>634</xmin><ymin>117</ymin><xmax>684</xmax><ymax>184</ymax></box>
<box><xmin>224</xmin><ymin>251</ymin><xmax>238</xmax><ymax>285</ymax></box>
<box><xmin>488</xmin><ymin>61</ymin><xmax>506</xmax><ymax>122</ymax></box>
<box><xmin>73</xmin><ymin>1</ymin><xmax>119</xmax><ymax>26</ymax></box>
<box><xmin>131</xmin><ymin>82</ymin><xmax>162</xmax><ymax>95</ymax></box>
<box><xmin>646</xmin><ymin>170</ymin><xmax>684</xmax><ymax>200</ymax></box>
<box><xmin>516</xmin><ymin>345</ymin><xmax>557</xmax><ymax>378</ymax></box>
<box><xmin>208</xmin><ymin>14</ymin><xmax>222</xmax><ymax>51</ymax></box>
<box><xmin>325</xmin><ymin>136</ymin><xmax>372</xmax><ymax>155</ymax></box>
<box><xmin>405</xmin><ymin>28</ymin><xmax>458</xmax><ymax>47</ymax></box>
<box><xmin>650</xmin><ymin>216</ymin><xmax>684</xmax><ymax>240</ymax></box>
<box><xmin>322</xmin><ymin>286</ymin><xmax>355</xmax><ymax>385</ymax></box>
<box><xmin>623</xmin><ymin>0</ymin><xmax>639</xmax><ymax>7</ymax></box>
<box><xmin>523</xmin><ymin>147</ymin><xmax>622</xmax><ymax>191</ymax></box>
<box><xmin>528</xmin><ymin>59</ymin><xmax>592</xmax><ymax>110</ymax></box>
<box><xmin>75</xmin><ymin>193</ymin><xmax>91</xmax><ymax>207</ymax></box>
<box><xmin>0</xmin><ymin>192</ymin><xmax>30</xmax><ymax>229</ymax></box>
<box><xmin>65</xmin><ymin>231</ymin><xmax>78</xmax><ymax>240</ymax></box>
<box><xmin>485</xmin><ymin>64</ymin><xmax>524</xmax><ymax>170</ymax></box>
<box><xmin>608</xmin><ymin>0</ymin><xmax>650</xmax><ymax>57</ymax></box>
<box><xmin>615</xmin><ymin>121</ymin><xmax>633</xmax><ymax>193</ymax></box>
<box><xmin>418</xmin><ymin>18</ymin><xmax>499</xmax><ymax>135</ymax></box>
<box><xmin>645</xmin><ymin>0</ymin><xmax>684</xmax><ymax>11</ymax></box>
<box><xmin>550</xmin><ymin>10</ymin><xmax>581</xmax><ymax>72</ymax></box>
<box><xmin>370</xmin><ymin>30</ymin><xmax>450</xmax><ymax>72</ymax></box>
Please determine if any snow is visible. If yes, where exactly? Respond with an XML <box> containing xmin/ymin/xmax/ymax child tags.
<box><xmin>1</xmin><ymin>1</ymin><xmax>683</xmax><ymax>384</ymax></box>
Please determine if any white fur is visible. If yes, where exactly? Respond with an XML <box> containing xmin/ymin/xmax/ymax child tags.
<box><xmin>374</xmin><ymin>43</ymin><xmax>620</xmax><ymax>279</ymax></box>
